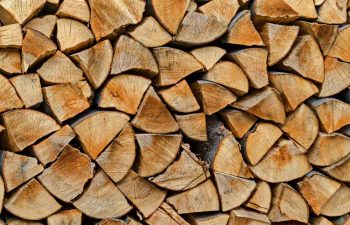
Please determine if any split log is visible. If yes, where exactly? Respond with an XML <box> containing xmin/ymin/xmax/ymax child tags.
<box><xmin>149</xmin><ymin>144</ymin><xmax>210</xmax><ymax>191</ymax></box>
<box><xmin>198</xmin><ymin>0</ymin><xmax>239</xmax><ymax>26</ymax></box>
<box><xmin>135</xmin><ymin>134</ymin><xmax>182</xmax><ymax>177</ymax></box>
<box><xmin>234</xmin><ymin>87</ymin><xmax>286</xmax><ymax>124</ymax></box>
<box><xmin>72</xmin><ymin>111</ymin><xmax>129</xmax><ymax>160</ymax></box>
<box><xmin>281</xmin><ymin>104</ymin><xmax>319</xmax><ymax>150</ymax></box>
<box><xmin>328</xmin><ymin>26</ymin><xmax>350</xmax><ymax>63</ymax></box>
<box><xmin>158</xmin><ymin>80</ymin><xmax>200</xmax><ymax>113</ymax></box>
<box><xmin>127</xmin><ymin>16</ymin><xmax>172</xmax><ymax>48</ymax></box>
<box><xmin>252</xmin><ymin>0</ymin><xmax>299</xmax><ymax>24</ymax></box>
<box><xmin>47</xmin><ymin>209</ymin><xmax>82</xmax><ymax>225</ymax></box>
<box><xmin>227</xmin><ymin>48</ymin><xmax>269</xmax><ymax>89</ymax></box>
<box><xmin>0</xmin><ymin>24</ymin><xmax>22</xmax><ymax>49</ymax></box>
<box><xmin>23</xmin><ymin>15</ymin><xmax>57</xmax><ymax>38</ymax></box>
<box><xmin>188</xmin><ymin>213</ymin><xmax>230</xmax><ymax>225</ymax></box>
<box><xmin>96</xmin><ymin>123</ymin><xmax>136</xmax><ymax>183</ymax></box>
<box><xmin>73</xmin><ymin>170</ymin><xmax>132</xmax><ymax>219</ymax></box>
<box><xmin>223</xmin><ymin>10</ymin><xmax>264</xmax><ymax>46</ymax></box>
<box><xmin>283</xmin><ymin>0</ymin><xmax>317</xmax><ymax>19</ymax></box>
<box><xmin>0</xmin><ymin>74</ymin><xmax>23</xmax><ymax>113</ymax></box>
<box><xmin>145</xmin><ymin>202</ymin><xmax>190</xmax><ymax>225</ymax></box>
<box><xmin>31</xmin><ymin>125</ymin><xmax>76</xmax><ymax>166</ymax></box>
<box><xmin>259</xmin><ymin>23</ymin><xmax>299</xmax><ymax>66</ymax></box>
<box><xmin>111</xmin><ymin>35</ymin><xmax>158</xmax><ymax>78</ymax></box>
<box><xmin>0</xmin><ymin>49</ymin><xmax>21</xmax><ymax>74</ymax></box>
<box><xmin>251</xmin><ymin>139</ymin><xmax>312</xmax><ymax>183</ymax></box>
<box><xmin>4</xmin><ymin>179</ymin><xmax>61</xmax><ymax>220</ymax></box>
<box><xmin>190</xmin><ymin>46</ymin><xmax>226</xmax><ymax>71</ymax></box>
<box><xmin>71</xmin><ymin>40</ymin><xmax>113</xmax><ymax>90</ymax></box>
<box><xmin>6</xmin><ymin>218</ymin><xmax>44</xmax><ymax>225</ymax></box>
<box><xmin>245</xmin><ymin>181</ymin><xmax>271</xmax><ymax>213</ymax></box>
<box><xmin>280</xmin><ymin>35</ymin><xmax>324</xmax><ymax>83</ymax></box>
<box><xmin>174</xmin><ymin>12</ymin><xmax>227</xmax><ymax>46</ymax></box>
<box><xmin>10</xmin><ymin>74</ymin><xmax>43</xmax><ymax>108</ymax></box>
<box><xmin>37</xmin><ymin>51</ymin><xmax>84</xmax><ymax>84</ymax></box>
<box><xmin>322</xmin><ymin>152</ymin><xmax>350</xmax><ymax>182</ymax></box>
<box><xmin>116</xmin><ymin>170</ymin><xmax>167</xmax><ymax>218</ymax></box>
<box><xmin>320</xmin><ymin>184</ymin><xmax>350</xmax><ymax>217</ymax></box>
<box><xmin>166</xmin><ymin>179</ymin><xmax>220</xmax><ymax>214</ymax></box>
<box><xmin>317</xmin><ymin>0</ymin><xmax>348</xmax><ymax>24</ymax></box>
<box><xmin>38</xmin><ymin>145</ymin><xmax>94</xmax><ymax>202</ymax></box>
<box><xmin>153</xmin><ymin>47</ymin><xmax>203</xmax><ymax>86</ymax></box>
<box><xmin>175</xmin><ymin>113</ymin><xmax>207</xmax><ymax>141</ymax></box>
<box><xmin>228</xmin><ymin>208</ymin><xmax>270</xmax><ymax>225</ymax></box>
<box><xmin>98</xmin><ymin>220</ymin><xmax>126</xmax><ymax>225</ymax></box>
<box><xmin>2</xmin><ymin>109</ymin><xmax>60</xmax><ymax>152</ymax></box>
<box><xmin>88</xmin><ymin>0</ymin><xmax>145</xmax><ymax>41</ymax></box>
<box><xmin>214</xmin><ymin>172</ymin><xmax>256</xmax><ymax>212</ymax></box>
<box><xmin>242</xmin><ymin>122</ymin><xmax>283</xmax><ymax>166</ymax></box>
<box><xmin>191</xmin><ymin>80</ymin><xmax>237</xmax><ymax>115</ymax></box>
<box><xmin>315</xmin><ymin>0</ymin><xmax>326</xmax><ymax>5</ymax></box>
<box><xmin>98</xmin><ymin>74</ymin><xmax>151</xmax><ymax>114</ymax></box>
<box><xmin>56</xmin><ymin>0</ymin><xmax>90</xmax><ymax>23</ymax></box>
<box><xmin>311</xmin><ymin>217</ymin><xmax>334</xmax><ymax>225</ymax></box>
<box><xmin>187</xmin><ymin>0</ymin><xmax>197</xmax><ymax>13</ymax></box>
<box><xmin>131</xmin><ymin>86</ymin><xmax>179</xmax><ymax>134</ymax></box>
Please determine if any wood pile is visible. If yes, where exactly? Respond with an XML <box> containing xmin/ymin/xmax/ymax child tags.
<box><xmin>1</xmin><ymin>0</ymin><xmax>350</xmax><ymax>224</ymax></box>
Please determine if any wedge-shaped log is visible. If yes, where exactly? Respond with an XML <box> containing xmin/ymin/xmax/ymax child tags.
<box><xmin>0</xmin><ymin>49</ymin><xmax>21</xmax><ymax>74</ymax></box>
<box><xmin>317</xmin><ymin>0</ymin><xmax>348</xmax><ymax>24</ymax></box>
<box><xmin>24</xmin><ymin>15</ymin><xmax>57</xmax><ymax>38</ymax></box>
<box><xmin>175</xmin><ymin>113</ymin><xmax>207</xmax><ymax>141</ymax></box>
<box><xmin>323</xmin><ymin>153</ymin><xmax>350</xmax><ymax>182</ymax></box>
<box><xmin>252</xmin><ymin>0</ymin><xmax>299</xmax><ymax>24</ymax></box>
<box><xmin>190</xmin><ymin>46</ymin><xmax>226</xmax><ymax>71</ymax></box>
<box><xmin>0</xmin><ymin>24</ymin><xmax>22</xmax><ymax>49</ymax></box>
<box><xmin>245</xmin><ymin>181</ymin><xmax>271</xmax><ymax>213</ymax></box>
<box><xmin>228</xmin><ymin>208</ymin><xmax>271</xmax><ymax>225</ymax></box>
<box><xmin>198</xmin><ymin>0</ymin><xmax>239</xmax><ymax>26</ymax></box>
<box><xmin>328</xmin><ymin>26</ymin><xmax>350</xmax><ymax>63</ymax></box>
<box><xmin>56</xmin><ymin>0</ymin><xmax>90</xmax><ymax>23</ymax></box>
<box><xmin>0</xmin><ymin>74</ymin><xmax>23</xmax><ymax>113</ymax></box>
<box><xmin>10</xmin><ymin>74</ymin><xmax>43</xmax><ymax>108</ymax></box>
<box><xmin>283</xmin><ymin>0</ymin><xmax>317</xmax><ymax>19</ymax></box>
<box><xmin>145</xmin><ymin>202</ymin><xmax>190</xmax><ymax>225</ymax></box>
<box><xmin>7</xmin><ymin>218</ymin><xmax>44</xmax><ymax>225</ymax></box>
<box><xmin>188</xmin><ymin>213</ymin><xmax>230</xmax><ymax>225</ymax></box>
<box><xmin>47</xmin><ymin>209</ymin><xmax>82</xmax><ymax>225</ymax></box>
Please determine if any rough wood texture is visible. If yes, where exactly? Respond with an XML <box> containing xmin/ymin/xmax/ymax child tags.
<box><xmin>175</xmin><ymin>113</ymin><xmax>207</xmax><ymax>141</ymax></box>
<box><xmin>0</xmin><ymin>49</ymin><xmax>21</xmax><ymax>75</ymax></box>
<box><xmin>0</xmin><ymin>74</ymin><xmax>23</xmax><ymax>112</ymax></box>
<box><xmin>198</xmin><ymin>0</ymin><xmax>239</xmax><ymax>26</ymax></box>
<box><xmin>10</xmin><ymin>74</ymin><xmax>43</xmax><ymax>108</ymax></box>
<box><xmin>0</xmin><ymin>24</ymin><xmax>22</xmax><ymax>49</ymax></box>
<box><xmin>328</xmin><ymin>26</ymin><xmax>350</xmax><ymax>63</ymax></box>
<box><xmin>23</xmin><ymin>15</ymin><xmax>57</xmax><ymax>38</ymax></box>
<box><xmin>190</xmin><ymin>46</ymin><xmax>226</xmax><ymax>71</ymax></box>
<box><xmin>47</xmin><ymin>209</ymin><xmax>82</xmax><ymax>225</ymax></box>
<box><xmin>228</xmin><ymin>208</ymin><xmax>270</xmax><ymax>225</ymax></box>
<box><xmin>56</xmin><ymin>0</ymin><xmax>90</xmax><ymax>23</ymax></box>
<box><xmin>245</xmin><ymin>181</ymin><xmax>271</xmax><ymax>213</ymax></box>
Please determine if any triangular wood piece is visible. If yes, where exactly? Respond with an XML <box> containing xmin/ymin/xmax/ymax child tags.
<box><xmin>131</xmin><ymin>86</ymin><xmax>179</xmax><ymax>134</ymax></box>
<box><xmin>219</xmin><ymin>109</ymin><xmax>257</xmax><ymax>138</ymax></box>
<box><xmin>47</xmin><ymin>209</ymin><xmax>82</xmax><ymax>225</ymax></box>
<box><xmin>245</xmin><ymin>181</ymin><xmax>271</xmax><ymax>213</ymax></box>
<box><xmin>223</xmin><ymin>10</ymin><xmax>264</xmax><ymax>46</ymax></box>
<box><xmin>10</xmin><ymin>74</ymin><xmax>43</xmax><ymax>108</ymax></box>
<box><xmin>317</xmin><ymin>0</ymin><xmax>348</xmax><ymax>24</ymax></box>
<box><xmin>323</xmin><ymin>153</ymin><xmax>350</xmax><ymax>182</ymax></box>
<box><xmin>88</xmin><ymin>0</ymin><xmax>145</xmax><ymax>41</ymax></box>
<box><xmin>198</xmin><ymin>0</ymin><xmax>240</xmax><ymax>26</ymax></box>
<box><xmin>283</xmin><ymin>0</ymin><xmax>317</xmax><ymax>19</ymax></box>
<box><xmin>176</xmin><ymin>113</ymin><xmax>207</xmax><ymax>141</ymax></box>
<box><xmin>328</xmin><ymin>26</ymin><xmax>350</xmax><ymax>63</ymax></box>
<box><xmin>166</xmin><ymin>179</ymin><xmax>220</xmax><ymax>214</ymax></box>
<box><xmin>175</xmin><ymin>12</ymin><xmax>227</xmax><ymax>46</ymax></box>
<box><xmin>234</xmin><ymin>87</ymin><xmax>286</xmax><ymax>124</ymax></box>
<box><xmin>188</xmin><ymin>213</ymin><xmax>230</xmax><ymax>225</ymax></box>
<box><xmin>24</xmin><ymin>15</ymin><xmax>57</xmax><ymax>38</ymax></box>
<box><xmin>145</xmin><ymin>202</ymin><xmax>190</xmax><ymax>225</ymax></box>
<box><xmin>228</xmin><ymin>208</ymin><xmax>270</xmax><ymax>225</ymax></box>
<box><xmin>56</xmin><ymin>0</ymin><xmax>90</xmax><ymax>23</ymax></box>
<box><xmin>190</xmin><ymin>46</ymin><xmax>226</xmax><ymax>71</ymax></box>
<box><xmin>252</xmin><ymin>0</ymin><xmax>299</xmax><ymax>24</ymax></box>
<box><xmin>74</xmin><ymin>170</ymin><xmax>132</xmax><ymax>219</ymax></box>
<box><xmin>281</xmin><ymin>35</ymin><xmax>324</xmax><ymax>83</ymax></box>
<box><xmin>111</xmin><ymin>35</ymin><xmax>158</xmax><ymax>78</ymax></box>
<box><xmin>7</xmin><ymin>218</ymin><xmax>44</xmax><ymax>225</ymax></box>
<box><xmin>71</xmin><ymin>40</ymin><xmax>113</xmax><ymax>90</ymax></box>
<box><xmin>153</xmin><ymin>47</ymin><xmax>203</xmax><ymax>86</ymax></box>
<box><xmin>0</xmin><ymin>74</ymin><xmax>23</xmax><ymax>113</ymax></box>
<box><xmin>319</xmin><ymin>184</ymin><xmax>350</xmax><ymax>217</ymax></box>
<box><xmin>251</xmin><ymin>139</ymin><xmax>312</xmax><ymax>183</ymax></box>
<box><xmin>0</xmin><ymin>24</ymin><xmax>22</xmax><ymax>49</ymax></box>
<box><xmin>1</xmin><ymin>151</ymin><xmax>44</xmax><ymax>192</ymax></box>
<box><xmin>259</xmin><ymin>23</ymin><xmax>299</xmax><ymax>66</ymax></box>
<box><xmin>0</xmin><ymin>49</ymin><xmax>21</xmax><ymax>75</ymax></box>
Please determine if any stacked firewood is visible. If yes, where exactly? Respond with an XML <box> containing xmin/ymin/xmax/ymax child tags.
<box><xmin>1</xmin><ymin>0</ymin><xmax>350</xmax><ymax>224</ymax></box>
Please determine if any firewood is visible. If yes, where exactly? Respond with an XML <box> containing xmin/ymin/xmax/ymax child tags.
<box><xmin>190</xmin><ymin>46</ymin><xmax>226</xmax><ymax>71</ymax></box>
<box><xmin>191</xmin><ymin>80</ymin><xmax>237</xmax><ymax>115</ymax></box>
<box><xmin>96</xmin><ymin>123</ymin><xmax>135</xmax><ymax>183</ymax></box>
<box><xmin>4</xmin><ymin>179</ymin><xmax>61</xmax><ymax>220</ymax></box>
<box><xmin>149</xmin><ymin>144</ymin><xmax>210</xmax><ymax>191</ymax></box>
<box><xmin>111</xmin><ymin>35</ymin><xmax>158</xmax><ymax>78</ymax></box>
<box><xmin>0</xmin><ymin>24</ymin><xmax>22</xmax><ymax>49</ymax></box>
<box><xmin>0</xmin><ymin>74</ymin><xmax>23</xmax><ymax>113</ymax></box>
<box><xmin>315</xmin><ymin>0</ymin><xmax>326</xmax><ymax>5</ymax></box>
<box><xmin>47</xmin><ymin>209</ymin><xmax>82</xmax><ymax>225</ymax></box>
<box><xmin>73</xmin><ymin>170</ymin><xmax>132</xmax><ymax>219</ymax></box>
<box><xmin>245</xmin><ymin>181</ymin><xmax>271</xmax><ymax>213</ymax></box>
<box><xmin>320</xmin><ymin>184</ymin><xmax>350</xmax><ymax>217</ymax></box>
<box><xmin>6</xmin><ymin>218</ymin><xmax>44</xmax><ymax>225</ymax></box>
<box><xmin>37</xmin><ymin>51</ymin><xmax>84</xmax><ymax>84</ymax></box>
<box><xmin>97</xmin><ymin>220</ymin><xmax>126</xmax><ymax>225</ymax></box>
<box><xmin>88</xmin><ymin>0</ymin><xmax>145</xmax><ymax>41</ymax></box>
<box><xmin>251</xmin><ymin>139</ymin><xmax>312</xmax><ymax>183</ymax></box>
<box><xmin>269</xmin><ymin>72</ymin><xmax>319</xmax><ymax>111</ymax></box>
<box><xmin>145</xmin><ymin>202</ymin><xmax>190</xmax><ymax>225</ymax></box>
<box><xmin>322</xmin><ymin>152</ymin><xmax>350</xmax><ymax>182</ymax></box>
<box><xmin>252</xmin><ymin>0</ymin><xmax>299</xmax><ymax>24</ymax></box>
<box><xmin>188</xmin><ymin>213</ymin><xmax>230</xmax><ymax>225</ymax></box>
<box><xmin>135</xmin><ymin>134</ymin><xmax>182</xmax><ymax>177</ymax></box>
<box><xmin>0</xmin><ymin>0</ymin><xmax>46</xmax><ymax>25</ymax></box>
<box><xmin>227</xmin><ymin>48</ymin><xmax>269</xmax><ymax>89</ymax></box>
<box><xmin>175</xmin><ymin>113</ymin><xmax>207</xmax><ymax>141</ymax></box>
<box><xmin>98</xmin><ymin>74</ymin><xmax>151</xmax><ymax>114</ymax></box>
<box><xmin>153</xmin><ymin>47</ymin><xmax>203</xmax><ymax>86</ymax></box>
<box><xmin>228</xmin><ymin>208</ymin><xmax>270</xmax><ymax>225</ymax></box>
<box><xmin>281</xmin><ymin>35</ymin><xmax>324</xmax><ymax>83</ymax></box>
<box><xmin>56</xmin><ymin>0</ymin><xmax>90</xmax><ymax>23</ymax></box>
<box><xmin>2</xmin><ymin>109</ymin><xmax>60</xmax><ymax>152</ymax></box>
<box><xmin>284</xmin><ymin>0</ymin><xmax>317</xmax><ymax>19</ymax></box>
<box><xmin>219</xmin><ymin>109</ymin><xmax>257</xmax><ymax>138</ymax></box>
<box><xmin>0</xmin><ymin>49</ymin><xmax>21</xmax><ymax>74</ymax></box>
<box><xmin>158</xmin><ymin>80</ymin><xmax>200</xmax><ymax>113</ymax></box>
<box><xmin>116</xmin><ymin>170</ymin><xmax>167</xmax><ymax>218</ymax></box>
<box><xmin>131</xmin><ymin>86</ymin><xmax>179</xmax><ymax>134</ymax></box>
<box><xmin>166</xmin><ymin>179</ymin><xmax>220</xmax><ymax>214</ymax></box>
<box><xmin>187</xmin><ymin>0</ymin><xmax>197</xmax><ymax>13</ymax></box>
<box><xmin>201</xmin><ymin>61</ymin><xmax>249</xmax><ymax>96</ymax></box>
<box><xmin>71</xmin><ymin>40</ymin><xmax>113</xmax><ymax>90</ymax></box>
<box><xmin>214</xmin><ymin>172</ymin><xmax>256</xmax><ymax>212</ymax></box>
<box><xmin>23</xmin><ymin>15</ymin><xmax>57</xmax><ymax>38</ymax></box>
<box><xmin>10</xmin><ymin>74</ymin><xmax>43</xmax><ymax>108</ymax></box>
<box><xmin>308</xmin><ymin>98</ymin><xmax>350</xmax><ymax>133</ymax></box>
<box><xmin>127</xmin><ymin>17</ymin><xmax>172</xmax><ymax>48</ymax></box>
<box><xmin>72</xmin><ymin>111</ymin><xmax>129</xmax><ymax>159</ymax></box>
<box><xmin>174</xmin><ymin>12</ymin><xmax>227</xmax><ymax>46</ymax></box>
<box><xmin>223</xmin><ymin>10</ymin><xmax>264</xmax><ymax>46</ymax></box>
<box><xmin>31</xmin><ymin>125</ymin><xmax>75</xmax><ymax>166</ymax></box>
<box><xmin>198</xmin><ymin>0</ymin><xmax>240</xmax><ymax>26</ymax></box>
<box><xmin>38</xmin><ymin>145</ymin><xmax>94</xmax><ymax>202</ymax></box>
<box><xmin>56</xmin><ymin>18</ymin><xmax>94</xmax><ymax>54</ymax></box>
<box><xmin>234</xmin><ymin>87</ymin><xmax>286</xmax><ymax>124</ymax></box>
<box><xmin>311</xmin><ymin>217</ymin><xmax>334</xmax><ymax>225</ymax></box>
<box><xmin>327</xmin><ymin>26</ymin><xmax>350</xmax><ymax>63</ymax></box>
<box><xmin>317</xmin><ymin>0</ymin><xmax>348</xmax><ymax>24</ymax></box>
<box><xmin>259</xmin><ymin>23</ymin><xmax>299</xmax><ymax>66</ymax></box>
<box><xmin>149</xmin><ymin>0</ymin><xmax>189</xmax><ymax>35</ymax></box>
<box><xmin>242</xmin><ymin>122</ymin><xmax>283</xmax><ymax>166</ymax></box>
